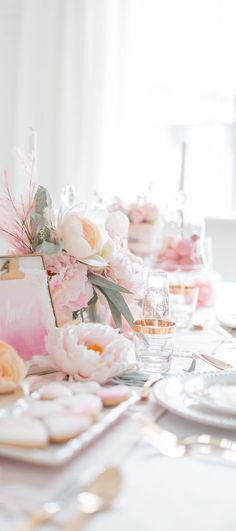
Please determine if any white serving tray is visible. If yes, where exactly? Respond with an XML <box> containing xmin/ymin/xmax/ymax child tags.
<box><xmin>0</xmin><ymin>394</ymin><xmax>138</xmax><ymax>466</ymax></box>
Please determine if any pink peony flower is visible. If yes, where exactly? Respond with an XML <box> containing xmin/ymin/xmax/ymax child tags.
<box><xmin>45</xmin><ymin>323</ymin><xmax>135</xmax><ymax>383</ymax></box>
<box><xmin>44</xmin><ymin>252</ymin><xmax>93</xmax><ymax>325</ymax></box>
<box><xmin>107</xmin><ymin>250</ymin><xmax>145</xmax><ymax>302</ymax></box>
<box><xmin>129</xmin><ymin>207</ymin><xmax>146</xmax><ymax>224</ymax></box>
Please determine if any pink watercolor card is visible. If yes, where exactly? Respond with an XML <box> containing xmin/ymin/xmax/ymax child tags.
<box><xmin>0</xmin><ymin>255</ymin><xmax>57</xmax><ymax>360</ymax></box>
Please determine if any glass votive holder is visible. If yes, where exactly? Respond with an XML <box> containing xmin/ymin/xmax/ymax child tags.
<box><xmin>169</xmin><ymin>285</ymin><xmax>199</xmax><ymax>328</ymax></box>
<box><xmin>133</xmin><ymin>319</ymin><xmax>176</xmax><ymax>375</ymax></box>
<box><xmin>142</xmin><ymin>270</ymin><xmax>169</xmax><ymax>319</ymax></box>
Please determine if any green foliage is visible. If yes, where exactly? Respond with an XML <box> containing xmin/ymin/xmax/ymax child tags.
<box><xmin>88</xmin><ymin>272</ymin><xmax>134</xmax><ymax>329</ymax></box>
<box><xmin>184</xmin><ymin>359</ymin><xmax>196</xmax><ymax>373</ymax></box>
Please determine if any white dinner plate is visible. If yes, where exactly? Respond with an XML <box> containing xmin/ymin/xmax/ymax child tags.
<box><xmin>184</xmin><ymin>373</ymin><xmax>236</xmax><ymax>415</ymax></box>
<box><xmin>153</xmin><ymin>372</ymin><xmax>236</xmax><ymax>430</ymax></box>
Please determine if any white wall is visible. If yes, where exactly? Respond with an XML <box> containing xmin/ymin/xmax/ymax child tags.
<box><xmin>206</xmin><ymin>217</ymin><xmax>236</xmax><ymax>282</ymax></box>
<box><xmin>0</xmin><ymin>0</ymin><xmax>21</xmax><ymax>173</ymax></box>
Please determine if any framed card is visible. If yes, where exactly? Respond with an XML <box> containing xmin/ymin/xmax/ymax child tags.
<box><xmin>0</xmin><ymin>255</ymin><xmax>57</xmax><ymax>360</ymax></box>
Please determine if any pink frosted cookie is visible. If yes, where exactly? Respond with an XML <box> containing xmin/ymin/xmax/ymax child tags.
<box><xmin>98</xmin><ymin>385</ymin><xmax>131</xmax><ymax>406</ymax></box>
<box><xmin>39</xmin><ymin>383</ymin><xmax>72</xmax><ymax>400</ymax></box>
<box><xmin>0</xmin><ymin>417</ymin><xmax>48</xmax><ymax>449</ymax></box>
<box><xmin>25</xmin><ymin>400</ymin><xmax>65</xmax><ymax>419</ymax></box>
<box><xmin>68</xmin><ymin>381</ymin><xmax>101</xmax><ymax>395</ymax></box>
<box><xmin>57</xmin><ymin>394</ymin><xmax>103</xmax><ymax>418</ymax></box>
<box><xmin>44</xmin><ymin>414</ymin><xmax>92</xmax><ymax>443</ymax></box>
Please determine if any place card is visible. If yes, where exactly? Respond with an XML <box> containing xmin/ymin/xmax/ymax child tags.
<box><xmin>0</xmin><ymin>255</ymin><xmax>57</xmax><ymax>360</ymax></box>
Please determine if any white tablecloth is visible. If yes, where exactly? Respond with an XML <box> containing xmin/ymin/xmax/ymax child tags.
<box><xmin>1</xmin><ymin>283</ymin><xmax>236</xmax><ymax>531</ymax></box>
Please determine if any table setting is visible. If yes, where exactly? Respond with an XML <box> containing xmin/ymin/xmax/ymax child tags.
<box><xmin>0</xmin><ymin>136</ymin><xmax>236</xmax><ymax>530</ymax></box>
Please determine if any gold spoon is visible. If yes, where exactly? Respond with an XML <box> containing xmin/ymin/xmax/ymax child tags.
<box><xmin>17</xmin><ymin>466</ymin><xmax>122</xmax><ymax>531</ymax></box>
<box><xmin>63</xmin><ymin>466</ymin><xmax>122</xmax><ymax>530</ymax></box>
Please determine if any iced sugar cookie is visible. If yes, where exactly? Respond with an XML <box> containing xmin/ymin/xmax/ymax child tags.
<box><xmin>68</xmin><ymin>381</ymin><xmax>101</xmax><ymax>395</ymax></box>
<box><xmin>57</xmin><ymin>394</ymin><xmax>103</xmax><ymax>418</ymax></box>
<box><xmin>45</xmin><ymin>414</ymin><xmax>92</xmax><ymax>443</ymax></box>
<box><xmin>25</xmin><ymin>400</ymin><xmax>65</xmax><ymax>419</ymax></box>
<box><xmin>39</xmin><ymin>383</ymin><xmax>72</xmax><ymax>400</ymax></box>
<box><xmin>0</xmin><ymin>417</ymin><xmax>48</xmax><ymax>449</ymax></box>
<box><xmin>98</xmin><ymin>385</ymin><xmax>131</xmax><ymax>406</ymax></box>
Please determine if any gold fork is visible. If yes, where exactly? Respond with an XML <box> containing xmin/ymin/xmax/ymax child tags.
<box><xmin>193</xmin><ymin>352</ymin><xmax>233</xmax><ymax>371</ymax></box>
<box><xmin>134</xmin><ymin>413</ymin><xmax>236</xmax><ymax>461</ymax></box>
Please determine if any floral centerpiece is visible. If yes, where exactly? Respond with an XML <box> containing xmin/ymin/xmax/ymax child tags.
<box><xmin>0</xmin><ymin>148</ymin><xmax>144</xmax><ymax>331</ymax></box>
<box><xmin>109</xmin><ymin>195</ymin><xmax>159</xmax><ymax>259</ymax></box>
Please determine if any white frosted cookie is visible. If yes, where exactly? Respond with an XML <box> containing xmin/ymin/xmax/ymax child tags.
<box><xmin>39</xmin><ymin>383</ymin><xmax>72</xmax><ymax>400</ymax></box>
<box><xmin>57</xmin><ymin>394</ymin><xmax>103</xmax><ymax>418</ymax></box>
<box><xmin>44</xmin><ymin>414</ymin><xmax>92</xmax><ymax>443</ymax></box>
<box><xmin>98</xmin><ymin>385</ymin><xmax>131</xmax><ymax>406</ymax></box>
<box><xmin>68</xmin><ymin>381</ymin><xmax>101</xmax><ymax>395</ymax></box>
<box><xmin>0</xmin><ymin>417</ymin><xmax>48</xmax><ymax>448</ymax></box>
<box><xmin>25</xmin><ymin>400</ymin><xmax>65</xmax><ymax>419</ymax></box>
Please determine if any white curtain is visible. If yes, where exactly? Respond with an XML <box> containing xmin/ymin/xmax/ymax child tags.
<box><xmin>3</xmin><ymin>0</ymin><xmax>236</xmax><ymax>212</ymax></box>
<box><xmin>14</xmin><ymin>0</ymin><xmax>123</xmax><ymax>202</ymax></box>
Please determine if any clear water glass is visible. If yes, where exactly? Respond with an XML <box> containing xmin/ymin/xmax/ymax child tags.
<box><xmin>169</xmin><ymin>285</ymin><xmax>199</xmax><ymax>328</ymax></box>
<box><xmin>142</xmin><ymin>270</ymin><xmax>169</xmax><ymax>319</ymax></box>
<box><xmin>133</xmin><ymin>319</ymin><xmax>176</xmax><ymax>374</ymax></box>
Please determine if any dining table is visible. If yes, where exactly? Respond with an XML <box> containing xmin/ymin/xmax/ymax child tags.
<box><xmin>1</xmin><ymin>282</ymin><xmax>236</xmax><ymax>531</ymax></box>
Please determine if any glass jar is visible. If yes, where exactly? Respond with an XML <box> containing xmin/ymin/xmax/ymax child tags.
<box><xmin>156</xmin><ymin>192</ymin><xmax>208</xmax><ymax>272</ymax></box>
<box><xmin>169</xmin><ymin>284</ymin><xmax>199</xmax><ymax>328</ymax></box>
<box><xmin>133</xmin><ymin>319</ymin><xmax>176</xmax><ymax>374</ymax></box>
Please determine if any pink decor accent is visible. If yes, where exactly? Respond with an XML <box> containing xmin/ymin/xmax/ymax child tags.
<box><xmin>0</xmin><ymin>271</ymin><xmax>55</xmax><ymax>360</ymax></box>
<box><xmin>44</xmin><ymin>252</ymin><xmax>93</xmax><ymax>325</ymax></box>
<box><xmin>195</xmin><ymin>280</ymin><xmax>214</xmax><ymax>307</ymax></box>
<box><xmin>158</xmin><ymin>235</ymin><xmax>202</xmax><ymax>270</ymax></box>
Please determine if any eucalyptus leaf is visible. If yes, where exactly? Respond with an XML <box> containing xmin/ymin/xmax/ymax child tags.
<box><xmin>184</xmin><ymin>359</ymin><xmax>196</xmax><ymax>373</ymax></box>
<box><xmin>99</xmin><ymin>289</ymin><xmax>122</xmax><ymax>328</ymax></box>
<box><xmin>30</xmin><ymin>212</ymin><xmax>45</xmax><ymax>228</ymax></box>
<box><xmin>34</xmin><ymin>185</ymin><xmax>52</xmax><ymax>214</ymax></box>
<box><xmin>35</xmin><ymin>241</ymin><xmax>62</xmax><ymax>254</ymax></box>
<box><xmin>106</xmin><ymin>297</ymin><xmax>122</xmax><ymax>328</ymax></box>
<box><xmin>88</xmin><ymin>291</ymin><xmax>98</xmax><ymax>306</ymax></box>
<box><xmin>88</xmin><ymin>272</ymin><xmax>132</xmax><ymax>294</ymax></box>
<box><xmin>98</xmin><ymin>286</ymin><xmax>134</xmax><ymax>327</ymax></box>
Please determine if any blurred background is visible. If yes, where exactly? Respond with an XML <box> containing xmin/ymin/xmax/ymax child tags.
<box><xmin>0</xmin><ymin>0</ymin><xmax>236</xmax><ymax>278</ymax></box>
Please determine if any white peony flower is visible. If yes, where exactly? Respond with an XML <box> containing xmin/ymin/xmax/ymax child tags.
<box><xmin>106</xmin><ymin>211</ymin><xmax>129</xmax><ymax>240</ymax></box>
<box><xmin>45</xmin><ymin>323</ymin><xmax>135</xmax><ymax>384</ymax></box>
<box><xmin>59</xmin><ymin>211</ymin><xmax>108</xmax><ymax>264</ymax></box>
<box><xmin>100</xmin><ymin>237</ymin><xmax>115</xmax><ymax>262</ymax></box>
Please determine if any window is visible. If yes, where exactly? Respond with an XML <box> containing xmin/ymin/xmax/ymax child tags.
<box><xmin>97</xmin><ymin>0</ymin><xmax>236</xmax><ymax>216</ymax></box>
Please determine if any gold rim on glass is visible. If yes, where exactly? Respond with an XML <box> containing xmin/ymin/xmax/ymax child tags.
<box><xmin>133</xmin><ymin>319</ymin><xmax>176</xmax><ymax>335</ymax></box>
<box><xmin>169</xmin><ymin>285</ymin><xmax>197</xmax><ymax>296</ymax></box>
